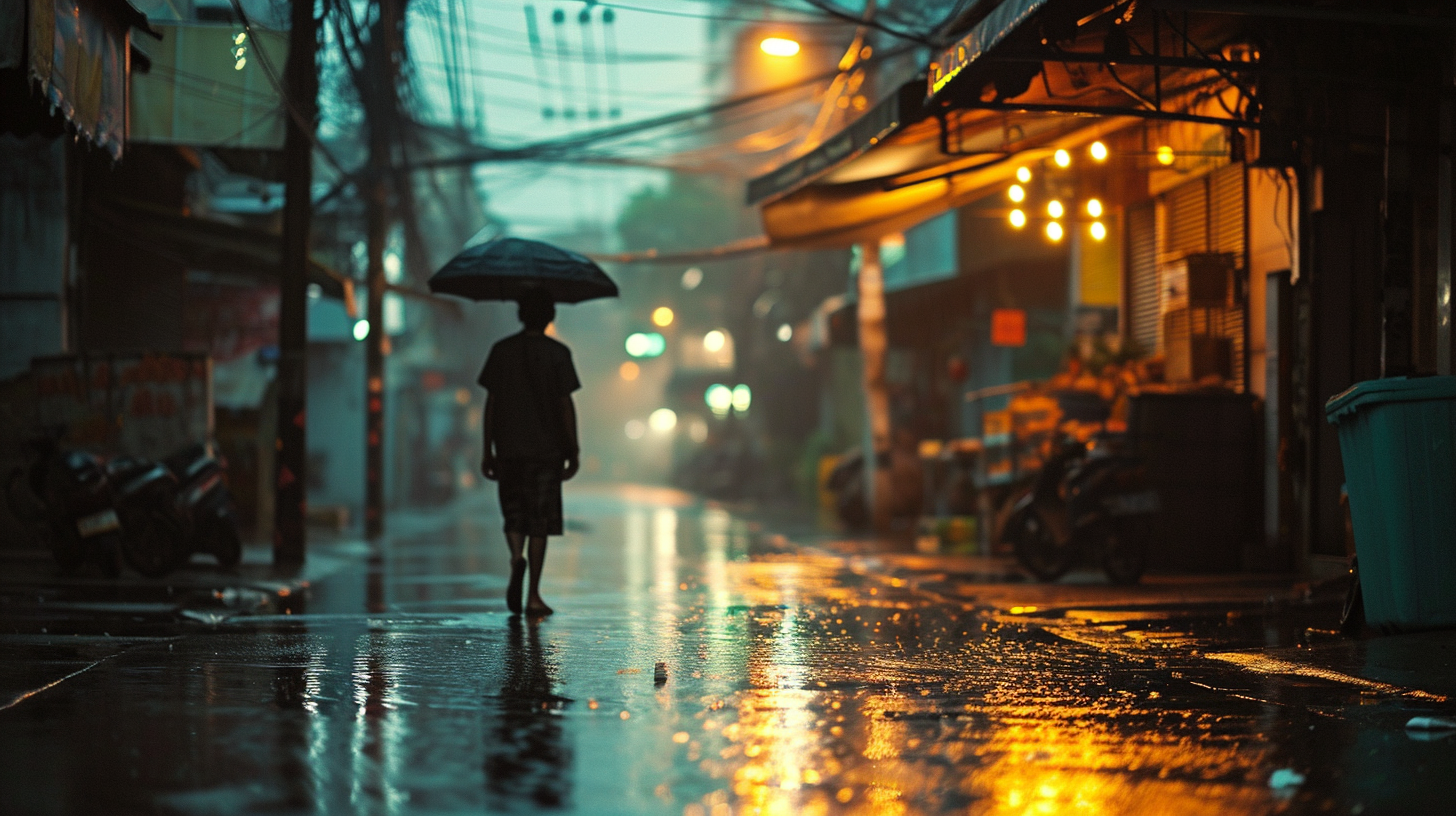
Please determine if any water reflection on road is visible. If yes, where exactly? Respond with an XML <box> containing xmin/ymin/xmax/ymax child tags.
<box><xmin>0</xmin><ymin>483</ymin><xmax>1451</xmax><ymax>815</ymax></box>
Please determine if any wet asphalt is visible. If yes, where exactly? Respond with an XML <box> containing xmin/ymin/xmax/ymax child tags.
<box><xmin>1</xmin><ymin>484</ymin><xmax>1453</xmax><ymax>815</ymax></box>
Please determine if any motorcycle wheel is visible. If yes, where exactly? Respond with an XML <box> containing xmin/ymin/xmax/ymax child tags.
<box><xmin>45</xmin><ymin>526</ymin><xmax>86</xmax><ymax>576</ymax></box>
<box><xmin>1103</xmin><ymin>519</ymin><xmax>1149</xmax><ymax>585</ymax></box>
<box><xmin>120</xmin><ymin>507</ymin><xmax>188</xmax><ymax>578</ymax></box>
<box><xmin>1012</xmin><ymin>507</ymin><xmax>1074</xmax><ymax>582</ymax></box>
<box><xmin>96</xmin><ymin>535</ymin><xmax>123</xmax><ymax>578</ymax></box>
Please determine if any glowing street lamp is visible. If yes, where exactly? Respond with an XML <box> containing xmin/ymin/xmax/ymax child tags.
<box><xmin>1009</xmin><ymin>209</ymin><xmax>1027</xmax><ymax>229</ymax></box>
<box><xmin>1157</xmin><ymin>145</ymin><xmax>1176</xmax><ymax>165</ymax></box>
<box><xmin>703</xmin><ymin>330</ymin><xmax>727</xmax><ymax>353</ymax></box>
<box><xmin>1090</xmin><ymin>140</ymin><xmax>1109</xmax><ymax>161</ymax></box>
<box><xmin>1045</xmin><ymin>222</ymin><xmax>1064</xmax><ymax>242</ymax></box>
<box><xmin>1047</xmin><ymin>200</ymin><xmax>1064</xmax><ymax>219</ymax></box>
<box><xmin>1016</xmin><ymin>166</ymin><xmax>1032</xmax><ymax>183</ymax></box>
<box><xmin>760</xmin><ymin>37</ymin><xmax>800</xmax><ymax>57</ymax></box>
<box><xmin>1086</xmin><ymin>198</ymin><xmax>1103</xmax><ymax>218</ymax></box>
<box><xmin>1090</xmin><ymin>221</ymin><xmax>1108</xmax><ymax>241</ymax></box>
<box><xmin>1054</xmin><ymin>148</ymin><xmax>1071</xmax><ymax>168</ymax></box>
<box><xmin>652</xmin><ymin>306</ymin><xmax>674</xmax><ymax>327</ymax></box>
<box><xmin>1008</xmin><ymin>184</ymin><xmax>1026</xmax><ymax>203</ymax></box>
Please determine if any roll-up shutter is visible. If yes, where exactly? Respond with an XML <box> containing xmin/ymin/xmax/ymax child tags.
<box><xmin>1157</xmin><ymin>164</ymin><xmax>1248</xmax><ymax>389</ymax></box>
<box><xmin>1126</xmin><ymin>202</ymin><xmax>1159</xmax><ymax>354</ymax></box>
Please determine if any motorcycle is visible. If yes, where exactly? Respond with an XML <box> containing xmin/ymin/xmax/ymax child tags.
<box><xmin>1001</xmin><ymin>431</ymin><xmax>1158</xmax><ymax>585</ymax></box>
<box><xmin>106</xmin><ymin>455</ymin><xmax>189</xmax><ymax>578</ymax></box>
<box><xmin>163</xmin><ymin>443</ymin><xmax>242</xmax><ymax>569</ymax></box>
<box><xmin>6</xmin><ymin>432</ymin><xmax>125</xmax><ymax>576</ymax></box>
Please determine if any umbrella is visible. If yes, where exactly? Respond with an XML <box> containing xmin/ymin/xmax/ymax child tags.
<box><xmin>428</xmin><ymin>236</ymin><xmax>619</xmax><ymax>303</ymax></box>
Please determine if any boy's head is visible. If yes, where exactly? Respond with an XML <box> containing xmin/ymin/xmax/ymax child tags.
<box><xmin>517</xmin><ymin>289</ymin><xmax>555</xmax><ymax>331</ymax></box>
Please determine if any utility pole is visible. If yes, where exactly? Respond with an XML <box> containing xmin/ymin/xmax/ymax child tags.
<box><xmin>274</xmin><ymin>0</ymin><xmax>320</xmax><ymax>565</ymax></box>
<box><xmin>364</xmin><ymin>0</ymin><xmax>405</xmax><ymax>540</ymax></box>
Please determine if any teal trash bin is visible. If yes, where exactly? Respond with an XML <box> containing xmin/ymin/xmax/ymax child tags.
<box><xmin>1325</xmin><ymin>376</ymin><xmax>1456</xmax><ymax>629</ymax></box>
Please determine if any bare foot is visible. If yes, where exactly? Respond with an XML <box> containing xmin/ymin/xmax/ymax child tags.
<box><xmin>525</xmin><ymin>598</ymin><xmax>554</xmax><ymax>617</ymax></box>
<box><xmin>506</xmin><ymin>558</ymin><xmax>526</xmax><ymax>615</ymax></box>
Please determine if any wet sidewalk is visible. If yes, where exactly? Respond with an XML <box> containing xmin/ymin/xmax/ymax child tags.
<box><xmin>2</xmin><ymin>484</ymin><xmax>1454</xmax><ymax>815</ymax></box>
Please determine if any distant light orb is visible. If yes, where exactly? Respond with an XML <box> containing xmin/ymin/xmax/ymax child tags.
<box><xmin>649</xmin><ymin>408</ymin><xmax>678</xmax><ymax>433</ymax></box>
<box><xmin>1090</xmin><ymin>141</ymin><xmax>1109</xmax><ymax>161</ymax></box>
<box><xmin>705</xmin><ymin>384</ymin><xmax>732</xmax><ymax>415</ymax></box>
<box><xmin>1157</xmin><ymin>145</ymin><xmax>1176</xmax><ymax>165</ymax></box>
<box><xmin>1054</xmin><ymin>149</ymin><xmax>1071</xmax><ymax>168</ymax></box>
<box><xmin>625</xmin><ymin>419</ymin><xmax>647</xmax><ymax>440</ymax></box>
<box><xmin>352</xmin><ymin>319</ymin><xmax>370</xmax><ymax>341</ymax></box>
<box><xmin>1016</xmin><ymin>166</ymin><xmax>1032</xmax><ymax>184</ymax></box>
<box><xmin>688</xmin><ymin>416</ymin><xmax>709</xmax><ymax>443</ymax></box>
<box><xmin>681</xmin><ymin>267</ymin><xmax>703</xmax><ymax>290</ymax></box>
<box><xmin>732</xmin><ymin>384</ymin><xmax>752</xmax><ymax>413</ymax></box>
<box><xmin>652</xmin><ymin>306</ymin><xmax>674</xmax><ymax>327</ymax></box>
<box><xmin>234</xmin><ymin>57</ymin><xmax>247</xmax><ymax>70</ymax></box>
<box><xmin>1045</xmin><ymin>221</ymin><xmax>1064</xmax><ymax>242</ymax></box>
<box><xmin>1008</xmin><ymin>184</ymin><xmax>1026</xmax><ymax>203</ymax></box>
<box><xmin>1047</xmin><ymin>200</ymin><xmax>1064</xmax><ymax>219</ymax></box>
<box><xmin>1090</xmin><ymin>221</ymin><xmax>1108</xmax><ymax>241</ymax></box>
<box><xmin>777</xmin><ymin>323</ymin><xmax>793</xmax><ymax>342</ymax></box>
<box><xmin>619</xmin><ymin>361</ymin><xmax>640</xmax><ymax>381</ymax></box>
<box><xmin>760</xmin><ymin>37</ymin><xmax>801</xmax><ymax>57</ymax></box>
<box><xmin>1086</xmin><ymin>198</ymin><xmax>1103</xmax><ymax>218</ymax></box>
<box><xmin>703</xmin><ymin>330</ymin><xmax>726</xmax><ymax>353</ymax></box>
<box><xmin>1009</xmin><ymin>209</ymin><xmax>1027</xmax><ymax>229</ymax></box>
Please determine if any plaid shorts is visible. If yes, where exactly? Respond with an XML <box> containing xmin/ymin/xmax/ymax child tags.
<box><xmin>497</xmin><ymin>458</ymin><xmax>564</xmax><ymax>537</ymax></box>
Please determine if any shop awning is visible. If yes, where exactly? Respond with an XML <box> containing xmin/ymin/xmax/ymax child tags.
<box><xmin>85</xmin><ymin>198</ymin><xmax>351</xmax><ymax>300</ymax></box>
<box><xmin>750</xmin><ymin>0</ymin><xmax>1255</xmax><ymax>249</ymax></box>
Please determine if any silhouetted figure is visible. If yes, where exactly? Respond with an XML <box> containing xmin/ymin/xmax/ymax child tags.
<box><xmin>479</xmin><ymin>289</ymin><xmax>581</xmax><ymax>616</ymax></box>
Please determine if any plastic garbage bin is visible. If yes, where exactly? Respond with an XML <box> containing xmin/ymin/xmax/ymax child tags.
<box><xmin>1325</xmin><ymin>376</ymin><xmax>1456</xmax><ymax>629</ymax></box>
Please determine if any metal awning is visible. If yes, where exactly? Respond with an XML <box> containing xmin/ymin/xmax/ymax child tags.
<box><xmin>750</xmin><ymin>0</ymin><xmax>1257</xmax><ymax>249</ymax></box>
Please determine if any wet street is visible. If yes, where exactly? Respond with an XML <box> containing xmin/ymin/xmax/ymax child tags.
<box><xmin>2</xmin><ymin>485</ymin><xmax>1454</xmax><ymax>815</ymax></box>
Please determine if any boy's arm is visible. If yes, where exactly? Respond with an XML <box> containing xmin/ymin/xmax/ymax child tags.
<box><xmin>561</xmin><ymin>395</ymin><xmax>579</xmax><ymax>480</ymax></box>
<box><xmin>481</xmin><ymin>393</ymin><xmax>498</xmax><ymax>480</ymax></box>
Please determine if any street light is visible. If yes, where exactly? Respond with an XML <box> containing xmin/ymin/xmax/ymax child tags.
<box><xmin>1008</xmin><ymin>184</ymin><xmax>1026</xmax><ymax>202</ymax></box>
<box><xmin>619</xmin><ymin>361</ymin><xmax>640</xmax><ymax>381</ymax></box>
<box><xmin>703</xmin><ymin>330</ymin><xmax>726</xmax><ymax>353</ymax></box>
<box><xmin>1009</xmin><ymin>209</ymin><xmax>1027</xmax><ymax>229</ymax></box>
<box><xmin>1045</xmin><ymin>221</ymin><xmax>1064</xmax><ymax>242</ymax></box>
<box><xmin>652</xmin><ymin>306</ymin><xmax>674</xmax><ymax>327</ymax></box>
<box><xmin>760</xmin><ymin>37</ymin><xmax>800</xmax><ymax>57</ymax></box>
<box><xmin>1086</xmin><ymin>198</ymin><xmax>1103</xmax><ymax>218</ymax></box>
<box><xmin>1016</xmin><ymin>166</ymin><xmax>1032</xmax><ymax>183</ymax></box>
<box><xmin>1089</xmin><ymin>141</ymin><xmax>1109</xmax><ymax>161</ymax></box>
<box><xmin>649</xmin><ymin>408</ymin><xmax>677</xmax><ymax>433</ymax></box>
<box><xmin>1054</xmin><ymin>149</ymin><xmax>1071</xmax><ymax>168</ymax></box>
<box><xmin>1090</xmin><ymin>221</ymin><xmax>1108</xmax><ymax>241</ymax></box>
<box><xmin>1157</xmin><ymin>145</ymin><xmax>1176</xmax><ymax>165</ymax></box>
<box><xmin>1047</xmin><ymin>200</ymin><xmax>1064</xmax><ymax>219</ymax></box>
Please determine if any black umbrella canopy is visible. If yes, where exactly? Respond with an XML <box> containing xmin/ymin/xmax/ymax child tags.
<box><xmin>428</xmin><ymin>236</ymin><xmax>619</xmax><ymax>303</ymax></box>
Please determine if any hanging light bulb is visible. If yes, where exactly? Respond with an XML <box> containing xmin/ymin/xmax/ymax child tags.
<box><xmin>1016</xmin><ymin>166</ymin><xmax>1032</xmax><ymax>184</ymax></box>
<box><xmin>1086</xmin><ymin>198</ymin><xmax>1103</xmax><ymax>218</ymax></box>
<box><xmin>1008</xmin><ymin>184</ymin><xmax>1026</xmax><ymax>203</ymax></box>
<box><xmin>1045</xmin><ymin>222</ymin><xmax>1064</xmax><ymax>242</ymax></box>
<box><xmin>1090</xmin><ymin>141</ymin><xmax>1109</xmax><ymax>161</ymax></box>
<box><xmin>1090</xmin><ymin>221</ymin><xmax>1108</xmax><ymax>241</ymax></box>
<box><xmin>1047</xmin><ymin>200</ymin><xmax>1064</xmax><ymax>219</ymax></box>
<box><xmin>1157</xmin><ymin>145</ymin><xmax>1176</xmax><ymax>165</ymax></box>
<box><xmin>1054</xmin><ymin>149</ymin><xmax>1071</xmax><ymax>168</ymax></box>
<box><xmin>1009</xmin><ymin>209</ymin><xmax>1027</xmax><ymax>229</ymax></box>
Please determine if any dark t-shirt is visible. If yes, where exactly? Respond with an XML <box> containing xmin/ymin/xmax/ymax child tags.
<box><xmin>478</xmin><ymin>331</ymin><xmax>581</xmax><ymax>460</ymax></box>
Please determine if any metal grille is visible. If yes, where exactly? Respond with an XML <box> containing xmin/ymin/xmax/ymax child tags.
<box><xmin>1126</xmin><ymin>202</ymin><xmax>1159</xmax><ymax>354</ymax></box>
<box><xmin>1210</xmin><ymin>163</ymin><xmax>1246</xmax><ymax>256</ymax></box>
<box><xmin>1164</xmin><ymin>177</ymin><xmax>1209</xmax><ymax>262</ymax></box>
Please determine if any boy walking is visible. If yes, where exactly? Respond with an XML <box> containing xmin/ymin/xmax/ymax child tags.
<box><xmin>479</xmin><ymin>289</ymin><xmax>580</xmax><ymax>616</ymax></box>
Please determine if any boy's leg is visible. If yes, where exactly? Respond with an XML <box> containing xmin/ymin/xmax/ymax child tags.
<box><xmin>525</xmin><ymin>535</ymin><xmax>552</xmax><ymax>615</ymax></box>
<box><xmin>505</xmin><ymin>532</ymin><xmax>527</xmax><ymax>614</ymax></box>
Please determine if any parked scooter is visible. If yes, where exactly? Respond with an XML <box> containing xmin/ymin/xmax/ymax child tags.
<box><xmin>164</xmin><ymin>443</ymin><xmax>242</xmax><ymax>569</ymax></box>
<box><xmin>106</xmin><ymin>455</ymin><xmax>189</xmax><ymax>578</ymax></box>
<box><xmin>1001</xmin><ymin>431</ymin><xmax>1158</xmax><ymax>584</ymax></box>
<box><xmin>6</xmin><ymin>432</ymin><xmax>125</xmax><ymax>576</ymax></box>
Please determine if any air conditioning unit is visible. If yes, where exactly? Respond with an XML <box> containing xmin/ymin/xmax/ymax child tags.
<box><xmin>1160</xmin><ymin>252</ymin><xmax>1237</xmax><ymax>313</ymax></box>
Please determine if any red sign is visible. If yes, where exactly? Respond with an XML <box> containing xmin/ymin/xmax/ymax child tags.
<box><xmin>991</xmin><ymin>308</ymin><xmax>1027</xmax><ymax>347</ymax></box>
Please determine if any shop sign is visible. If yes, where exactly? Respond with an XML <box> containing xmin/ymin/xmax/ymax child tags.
<box><xmin>990</xmin><ymin>308</ymin><xmax>1027</xmax><ymax>347</ymax></box>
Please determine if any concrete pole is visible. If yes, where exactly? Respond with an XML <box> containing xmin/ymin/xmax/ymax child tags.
<box><xmin>273</xmin><ymin>0</ymin><xmax>319</xmax><ymax>565</ymax></box>
<box><xmin>856</xmin><ymin>241</ymin><xmax>892</xmax><ymax>531</ymax></box>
